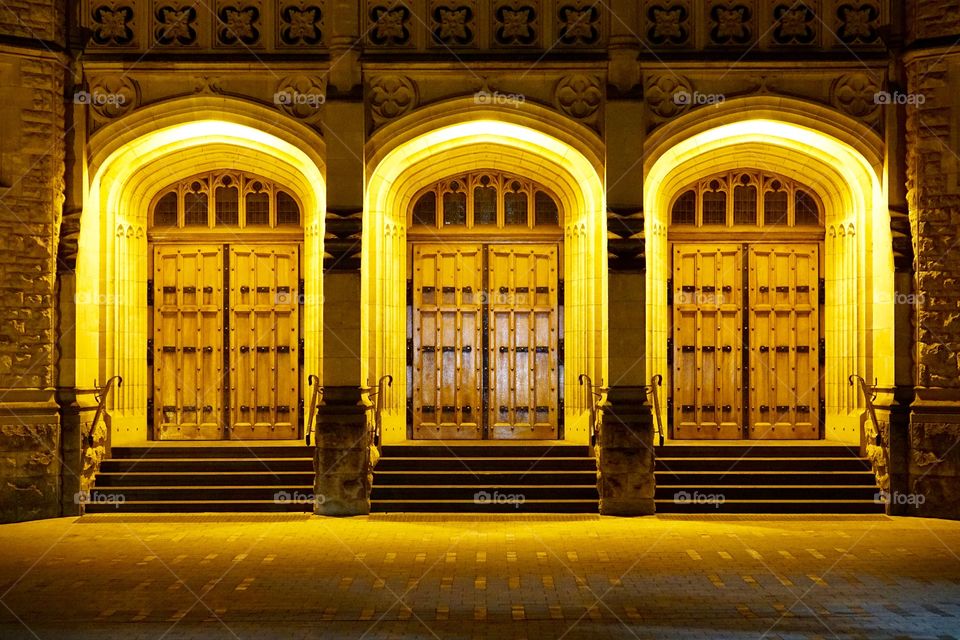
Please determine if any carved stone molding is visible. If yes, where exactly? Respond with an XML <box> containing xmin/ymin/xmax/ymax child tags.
<box><xmin>87</xmin><ymin>75</ymin><xmax>139</xmax><ymax>120</ymax></box>
<box><xmin>645</xmin><ymin>73</ymin><xmax>693</xmax><ymax>120</ymax></box>
<box><xmin>275</xmin><ymin>74</ymin><xmax>326</xmax><ymax>121</ymax></box>
<box><xmin>554</xmin><ymin>74</ymin><xmax>602</xmax><ymax>126</ymax></box>
<box><xmin>831</xmin><ymin>72</ymin><xmax>881</xmax><ymax>124</ymax></box>
<box><xmin>325</xmin><ymin>209</ymin><xmax>363</xmax><ymax>271</ymax></box>
<box><xmin>368</xmin><ymin>75</ymin><xmax>418</xmax><ymax>126</ymax></box>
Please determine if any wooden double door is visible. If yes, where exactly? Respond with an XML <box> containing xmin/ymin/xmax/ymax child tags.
<box><xmin>671</xmin><ymin>243</ymin><xmax>821</xmax><ymax>439</ymax></box>
<box><xmin>412</xmin><ymin>243</ymin><xmax>560</xmax><ymax>440</ymax></box>
<box><xmin>152</xmin><ymin>243</ymin><xmax>300</xmax><ymax>440</ymax></box>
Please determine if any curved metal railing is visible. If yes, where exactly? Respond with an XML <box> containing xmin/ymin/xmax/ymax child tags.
<box><xmin>88</xmin><ymin>375</ymin><xmax>122</xmax><ymax>448</ymax></box>
<box><xmin>578</xmin><ymin>374</ymin><xmax>608</xmax><ymax>446</ymax></box>
<box><xmin>646</xmin><ymin>374</ymin><xmax>665</xmax><ymax>447</ymax></box>
<box><xmin>367</xmin><ymin>374</ymin><xmax>393</xmax><ymax>448</ymax></box>
<box><xmin>304</xmin><ymin>374</ymin><xmax>323</xmax><ymax>446</ymax></box>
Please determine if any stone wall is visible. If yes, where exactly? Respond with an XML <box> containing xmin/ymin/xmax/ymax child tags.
<box><xmin>904</xmin><ymin>1</ymin><xmax>960</xmax><ymax>517</ymax></box>
<box><xmin>0</xmin><ymin>1</ymin><xmax>68</xmax><ymax>522</ymax></box>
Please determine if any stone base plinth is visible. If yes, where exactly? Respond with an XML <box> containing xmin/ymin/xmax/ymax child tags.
<box><xmin>597</xmin><ymin>386</ymin><xmax>655</xmax><ymax>516</ymax></box>
<box><xmin>313</xmin><ymin>386</ymin><xmax>371</xmax><ymax>516</ymax></box>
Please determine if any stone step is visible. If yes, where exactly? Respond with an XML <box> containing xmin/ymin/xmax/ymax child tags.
<box><xmin>656</xmin><ymin>457</ymin><xmax>872</xmax><ymax>472</ymax></box>
<box><xmin>653</xmin><ymin>484</ymin><xmax>880</xmax><ymax>501</ymax></box>
<box><xmin>655</xmin><ymin>470</ymin><xmax>876</xmax><ymax>486</ymax></box>
<box><xmin>111</xmin><ymin>446</ymin><xmax>312</xmax><ymax>459</ymax></box>
<box><xmin>84</xmin><ymin>500</ymin><xmax>314</xmax><ymax>514</ymax></box>
<box><xmin>375</xmin><ymin>457</ymin><xmax>597</xmax><ymax>472</ymax></box>
<box><xmin>99</xmin><ymin>458</ymin><xmax>313</xmax><ymax>473</ymax></box>
<box><xmin>373</xmin><ymin>470</ymin><xmax>596</xmax><ymax>486</ymax></box>
<box><xmin>370</xmin><ymin>485</ymin><xmax>599</xmax><ymax>501</ymax></box>
<box><xmin>380</xmin><ymin>444</ymin><xmax>591</xmax><ymax>458</ymax></box>
<box><xmin>369</xmin><ymin>500</ymin><xmax>599</xmax><ymax>513</ymax></box>
<box><xmin>94</xmin><ymin>472</ymin><xmax>315</xmax><ymax>487</ymax></box>
<box><xmin>654</xmin><ymin>445</ymin><xmax>858</xmax><ymax>458</ymax></box>
<box><xmin>655</xmin><ymin>499</ymin><xmax>885</xmax><ymax>514</ymax></box>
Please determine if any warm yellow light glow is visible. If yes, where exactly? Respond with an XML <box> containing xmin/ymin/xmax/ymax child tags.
<box><xmin>645</xmin><ymin>116</ymin><xmax>893</xmax><ymax>445</ymax></box>
<box><xmin>79</xmin><ymin>107</ymin><xmax>326</xmax><ymax>443</ymax></box>
<box><xmin>363</xmin><ymin>118</ymin><xmax>607</xmax><ymax>443</ymax></box>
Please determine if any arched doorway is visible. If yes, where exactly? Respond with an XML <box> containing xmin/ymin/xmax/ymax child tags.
<box><xmin>407</xmin><ymin>170</ymin><xmax>564</xmax><ymax>439</ymax></box>
<box><xmin>147</xmin><ymin>170</ymin><xmax>305</xmax><ymax>440</ymax></box>
<box><xmin>645</xmin><ymin>103</ymin><xmax>894</xmax><ymax>446</ymax></box>
<box><xmin>667</xmin><ymin>169</ymin><xmax>825</xmax><ymax>439</ymax></box>
<box><xmin>362</xmin><ymin>109</ymin><xmax>607</xmax><ymax>444</ymax></box>
<box><xmin>78</xmin><ymin>99</ymin><xmax>326</xmax><ymax>444</ymax></box>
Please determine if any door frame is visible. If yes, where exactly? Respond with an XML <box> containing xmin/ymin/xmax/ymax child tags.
<box><xmin>407</xmin><ymin>238</ymin><xmax>564</xmax><ymax>440</ymax></box>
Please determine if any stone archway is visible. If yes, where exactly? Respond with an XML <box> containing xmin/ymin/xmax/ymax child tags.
<box><xmin>644</xmin><ymin>100</ymin><xmax>893</xmax><ymax>445</ymax></box>
<box><xmin>74</xmin><ymin>98</ymin><xmax>326</xmax><ymax>444</ymax></box>
<box><xmin>363</xmin><ymin>106</ymin><xmax>607</xmax><ymax>444</ymax></box>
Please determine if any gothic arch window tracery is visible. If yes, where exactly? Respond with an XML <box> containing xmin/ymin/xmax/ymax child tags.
<box><xmin>669</xmin><ymin>170</ymin><xmax>823</xmax><ymax>229</ymax></box>
<box><xmin>149</xmin><ymin>170</ymin><xmax>302</xmax><ymax>230</ymax></box>
<box><xmin>409</xmin><ymin>170</ymin><xmax>562</xmax><ymax>231</ymax></box>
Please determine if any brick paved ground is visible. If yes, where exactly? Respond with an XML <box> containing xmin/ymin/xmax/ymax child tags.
<box><xmin>1</xmin><ymin>514</ymin><xmax>959</xmax><ymax>639</ymax></box>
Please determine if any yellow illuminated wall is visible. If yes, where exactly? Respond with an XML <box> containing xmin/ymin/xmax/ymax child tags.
<box><xmin>79</xmin><ymin>97</ymin><xmax>326</xmax><ymax>443</ymax></box>
<box><xmin>363</xmin><ymin>101</ymin><xmax>608</xmax><ymax>443</ymax></box>
<box><xmin>644</xmin><ymin>98</ymin><xmax>894</xmax><ymax>444</ymax></box>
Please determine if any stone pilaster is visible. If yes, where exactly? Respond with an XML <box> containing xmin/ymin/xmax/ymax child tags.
<box><xmin>597</xmin><ymin>386</ymin><xmax>655</xmax><ymax>516</ymax></box>
<box><xmin>314</xmin><ymin>386</ymin><xmax>370</xmax><ymax>516</ymax></box>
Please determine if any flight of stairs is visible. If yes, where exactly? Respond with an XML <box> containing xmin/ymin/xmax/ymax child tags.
<box><xmin>371</xmin><ymin>443</ymin><xmax>599</xmax><ymax>513</ymax></box>
<box><xmin>654</xmin><ymin>444</ymin><xmax>884</xmax><ymax>514</ymax></box>
<box><xmin>86</xmin><ymin>445</ymin><xmax>315</xmax><ymax>513</ymax></box>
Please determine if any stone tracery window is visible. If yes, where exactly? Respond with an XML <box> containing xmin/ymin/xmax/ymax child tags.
<box><xmin>410</xmin><ymin>170</ymin><xmax>561</xmax><ymax>230</ymax></box>
<box><xmin>150</xmin><ymin>171</ymin><xmax>301</xmax><ymax>229</ymax></box>
<box><xmin>670</xmin><ymin>170</ymin><xmax>822</xmax><ymax>228</ymax></box>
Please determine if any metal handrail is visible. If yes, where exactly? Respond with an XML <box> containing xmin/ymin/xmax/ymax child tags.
<box><xmin>647</xmin><ymin>374</ymin><xmax>665</xmax><ymax>447</ymax></box>
<box><xmin>578</xmin><ymin>374</ymin><xmax>607</xmax><ymax>446</ymax></box>
<box><xmin>848</xmin><ymin>374</ymin><xmax>884</xmax><ymax>448</ymax></box>
<box><xmin>88</xmin><ymin>376</ymin><xmax>121</xmax><ymax>448</ymax></box>
<box><xmin>304</xmin><ymin>374</ymin><xmax>323</xmax><ymax>446</ymax></box>
<box><xmin>849</xmin><ymin>374</ymin><xmax>891</xmax><ymax>492</ymax></box>
<box><xmin>366</xmin><ymin>374</ymin><xmax>393</xmax><ymax>448</ymax></box>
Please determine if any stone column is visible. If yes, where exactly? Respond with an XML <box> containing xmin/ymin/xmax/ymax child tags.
<box><xmin>313</xmin><ymin>2</ymin><xmax>370</xmax><ymax>515</ymax></box>
<box><xmin>596</xmin><ymin>20</ymin><xmax>655</xmax><ymax>516</ymax></box>
<box><xmin>0</xmin><ymin>6</ymin><xmax>69</xmax><ymax>522</ymax></box>
<box><xmin>876</xmin><ymin>8</ymin><xmax>914</xmax><ymax>515</ymax></box>
<box><xmin>903</xmin><ymin>2</ymin><xmax>960</xmax><ymax>519</ymax></box>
